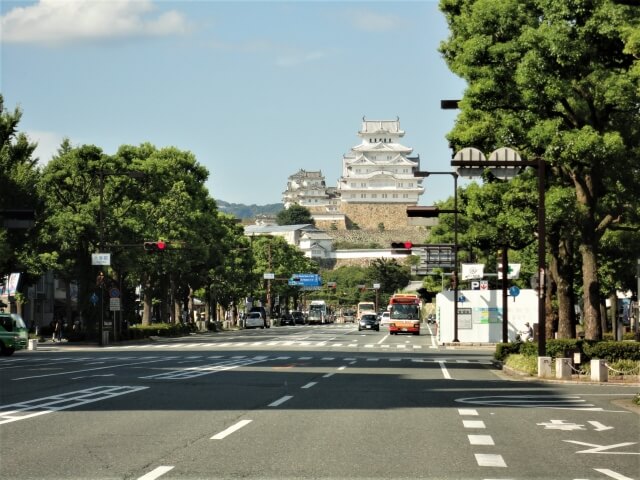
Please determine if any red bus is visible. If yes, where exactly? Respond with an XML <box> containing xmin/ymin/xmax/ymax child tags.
<box><xmin>388</xmin><ymin>294</ymin><xmax>421</xmax><ymax>335</ymax></box>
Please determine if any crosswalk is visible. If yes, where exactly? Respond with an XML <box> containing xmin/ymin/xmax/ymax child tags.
<box><xmin>102</xmin><ymin>340</ymin><xmax>432</xmax><ymax>350</ymax></box>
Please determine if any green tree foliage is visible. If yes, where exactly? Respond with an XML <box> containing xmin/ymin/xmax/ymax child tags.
<box><xmin>0</xmin><ymin>95</ymin><xmax>40</xmax><ymax>281</ymax></box>
<box><xmin>276</xmin><ymin>204</ymin><xmax>315</xmax><ymax>226</ymax></box>
<box><xmin>366</xmin><ymin>258</ymin><xmax>411</xmax><ymax>299</ymax></box>
<box><xmin>440</xmin><ymin>0</ymin><xmax>640</xmax><ymax>340</ymax></box>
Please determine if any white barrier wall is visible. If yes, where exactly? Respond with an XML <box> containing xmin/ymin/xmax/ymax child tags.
<box><xmin>435</xmin><ymin>289</ymin><xmax>539</xmax><ymax>344</ymax></box>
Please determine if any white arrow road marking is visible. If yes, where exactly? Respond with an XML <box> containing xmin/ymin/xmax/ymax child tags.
<box><xmin>537</xmin><ymin>419</ymin><xmax>586</xmax><ymax>430</ymax></box>
<box><xmin>588</xmin><ymin>421</ymin><xmax>614</xmax><ymax>431</ymax></box>
<box><xmin>564</xmin><ymin>440</ymin><xmax>640</xmax><ymax>454</ymax></box>
<box><xmin>593</xmin><ymin>468</ymin><xmax>635</xmax><ymax>480</ymax></box>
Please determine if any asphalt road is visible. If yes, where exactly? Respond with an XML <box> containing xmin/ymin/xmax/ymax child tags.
<box><xmin>1</xmin><ymin>323</ymin><xmax>638</xmax><ymax>480</ymax></box>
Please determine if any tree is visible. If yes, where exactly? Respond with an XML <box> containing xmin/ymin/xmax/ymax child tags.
<box><xmin>0</xmin><ymin>95</ymin><xmax>41</xmax><ymax>288</ymax></box>
<box><xmin>440</xmin><ymin>0</ymin><xmax>640</xmax><ymax>339</ymax></box>
<box><xmin>276</xmin><ymin>204</ymin><xmax>315</xmax><ymax>226</ymax></box>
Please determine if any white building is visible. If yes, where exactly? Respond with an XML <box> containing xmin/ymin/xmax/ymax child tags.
<box><xmin>282</xmin><ymin>170</ymin><xmax>339</xmax><ymax>211</ymax></box>
<box><xmin>244</xmin><ymin>224</ymin><xmax>334</xmax><ymax>260</ymax></box>
<box><xmin>337</xmin><ymin>118</ymin><xmax>424</xmax><ymax>204</ymax></box>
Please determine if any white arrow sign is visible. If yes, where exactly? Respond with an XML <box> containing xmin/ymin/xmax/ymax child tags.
<box><xmin>588</xmin><ymin>421</ymin><xmax>614</xmax><ymax>431</ymax></box>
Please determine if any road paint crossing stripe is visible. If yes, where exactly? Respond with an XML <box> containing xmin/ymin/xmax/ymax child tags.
<box><xmin>458</xmin><ymin>408</ymin><xmax>479</xmax><ymax>416</ymax></box>
<box><xmin>474</xmin><ymin>453</ymin><xmax>506</xmax><ymax>467</ymax></box>
<box><xmin>463</xmin><ymin>420</ymin><xmax>486</xmax><ymax>429</ymax></box>
<box><xmin>468</xmin><ymin>435</ymin><xmax>495</xmax><ymax>445</ymax></box>
<box><xmin>438</xmin><ymin>360</ymin><xmax>452</xmax><ymax>379</ymax></box>
<box><xmin>594</xmin><ymin>468</ymin><xmax>635</xmax><ymax>480</ymax></box>
<box><xmin>0</xmin><ymin>386</ymin><xmax>149</xmax><ymax>425</ymax></box>
<box><xmin>211</xmin><ymin>420</ymin><xmax>252</xmax><ymax>440</ymax></box>
<box><xmin>269</xmin><ymin>395</ymin><xmax>293</xmax><ymax>407</ymax></box>
<box><xmin>137</xmin><ymin>466</ymin><xmax>174</xmax><ymax>480</ymax></box>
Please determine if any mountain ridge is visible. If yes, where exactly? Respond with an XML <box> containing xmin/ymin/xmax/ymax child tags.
<box><xmin>216</xmin><ymin>199</ymin><xmax>283</xmax><ymax>220</ymax></box>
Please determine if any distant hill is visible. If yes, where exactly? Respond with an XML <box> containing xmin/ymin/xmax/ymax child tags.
<box><xmin>216</xmin><ymin>200</ymin><xmax>284</xmax><ymax>220</ymax></box>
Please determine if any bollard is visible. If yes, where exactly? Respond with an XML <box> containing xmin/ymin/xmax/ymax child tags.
<box><xmin>590</xmin><ymin>359</ymin><xmax>608</xmax><ymax>382</ymax></box>
<box><xmin>537</xmin><ymin>356</ymin><xmax>552</xmax><ymax>377</ymax></box>
<box><xmin>556</xmin><ymin>358</ymin><xmax>572</xmax><ymax>380</ymax></box>
<box><xmin>28</xmin><ymin>339</ymin><xmax>38</xmax><ymax>351</ymax></box>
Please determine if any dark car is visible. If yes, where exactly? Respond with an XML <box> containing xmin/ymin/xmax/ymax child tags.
<box><xmin>291</xmin><ymin>311</ymin><xmax>305</xmax><ymax>325</ymax></box>
<box><xmin>358</xmin><ymin>313</ymin><xmax>379</xmax><ymax>331</ymax></box>
<box><xmin>280</xmin><ymin>313</ymin><xmax>295</xmax><ymax>326</ymax></box>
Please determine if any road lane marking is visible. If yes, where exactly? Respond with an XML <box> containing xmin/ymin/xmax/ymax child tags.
<box><xmin>0</xmin><ymin>386</ymin><xmax>149</xmax><ymax>425</ymax></box>
<box><xmin>323</xmin><ymin>372</ymin><xmax>335</xmax><ymax>378</ymax></box>
<box><xmin>594</xmin><ymin>468</ymin><xmax>635</xmax><ymax>480</ymax></box>
<box><xmin>564</xmin><ymin>440</ymin><xmax>639</xmax><ymax>454</ymax></box>
<box><xmin>137</xmin><ymin>466</ymin><xmax>174</xmax><ymax>480</ymax></box>
<box><xmin>211</xmin><ymin>420</ymin><xmax>252</xmax><ymax>440</ymax></box>
<box><xmin>458</xmin><ymin>408</ymin><xmax>478</xmax><ymax>416</ymax></box>
<box><xmin>438</xmin><ymin>360</ymin><xmax>452</xmax><ymax>379</ymax></box>
<box><xmin>12</xmin><ymin>358</ymin><xmax>171</xmax><ymax>381</ymax></box>
<box><xmin>269</xmin><ymin>395</ymin><xmax>293</xmax><ymax>407</ymax></box>
<box><xmin>468</xmin><ymin>434</ymin><xmax>494</xmax><ymax>445</ymax></box>
<box><xmin>463</xmin><ymin>420</ymin><xmax>486</xmax><ymax>429</ymax></box>
<box><xmin>301</xmin><ymin>382</ymin><xmax>317</xmax><ymax>389</ymax></box>
<box><xmin>474</xmin><ymin>453</ymin><xmax>506</xmax><ymax>467</ymax></box>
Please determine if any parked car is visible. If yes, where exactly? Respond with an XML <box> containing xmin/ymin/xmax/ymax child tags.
<box><xmin>245</xmin><ymin>311</ymin><xmax>267</xmax><ymax>329</ymax></box>
<box><xmin>358</xmin><ymin>313</ymin><xmax>380</xmax><ymax>331</ymax></box>
<box><xmin>280</xmin><ymin>313</ymin><xmax>295</xmax><ymax>326</ymax></box>
<box><xmin>291</xmin><ymin>311</ymin><xmax>305</xmax><ymax>325</ymax></box>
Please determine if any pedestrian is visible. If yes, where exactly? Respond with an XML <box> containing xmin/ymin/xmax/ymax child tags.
<box><xmin>51</xmin><ymin>318</ymin><xmax>60</xmax><ymax>342</ymax></box>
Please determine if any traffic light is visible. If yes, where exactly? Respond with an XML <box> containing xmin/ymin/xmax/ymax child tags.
<box><xmin>390</xmin><ymin>241</ymin><xmax>413</xmax><ymax>254</ymax></box>
<box><xmin>144</xmin><ymin>241</ymin><xmax>167</xmax><ymax>253</ymax></box>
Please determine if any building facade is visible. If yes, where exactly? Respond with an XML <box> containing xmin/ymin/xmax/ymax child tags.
<box><xmin>281</xmin><ymin>118</ymin><xmax>425</xmax><ymax>230</ymax></box>
<box><xmin>337</xmin><ymin>118</ymin><xmax>424</xmax><ymax>205</ymax></box>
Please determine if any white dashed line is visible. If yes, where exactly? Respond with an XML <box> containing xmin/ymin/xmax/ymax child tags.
<box><xmin>463</xmin><ymin>420</ymin><xmax>486</xmax><ymax>429</ymax></box>
<box><xmin>301</xmin><ymin>382</ymin><xmax>317</xmax><ymax>389</ymax></box>
<box><xmin>468</xmin><ymin>434</ymin><xmax>494</xmax><ymax>445</ymax></box>
<box><xmin>211</xmin><ymin>420</ymin><xmax>252</xmax><ymax>440</ymax></box>
<box><xmin>474</xmin><ymin>453</ymin><xmax>506</xmax><ymax>467</ymax></box>
<box><xmin>137</xmin><ymin>466</ymin><xmax>174</xmax><ymax>480</ymax></box>
<box><xmin>268</xmin><ymin>395</ymin><xmax>293</xmax><ymax>407</ymax></box>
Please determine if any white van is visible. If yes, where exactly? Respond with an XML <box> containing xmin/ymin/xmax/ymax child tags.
<box><xmin>245</xmin><ymin>311</ymin><xmax>266</xmax><ymax>329</ymax></box>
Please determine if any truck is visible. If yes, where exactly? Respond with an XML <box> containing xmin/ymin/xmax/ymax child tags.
<box><xmin>356</xmin><ymin>301</ymin><xmax>376</xmax><ymax>321</ymax></box>
<box><xmin>307</xmin><ymin>300</ymin><xmax>330</xmax><ymax>324</ymax></box>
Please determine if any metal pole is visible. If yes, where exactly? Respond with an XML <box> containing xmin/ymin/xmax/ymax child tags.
<box><xmin>99</xmin><ymin>171</ymin><xmax>104</xmax><ymax>346</ymax></box>
<box><xmin>502</xmin><ymin>247</ymin><xmax>509</xmax><ymax>343</ymax></box>
<box><xmin>453</xmin><ymin>173</ymin><xmax>459</xmax><ymax>342</ymax></box>
<box><xmin>537</xmin><ymin>158</ymin><xmax>546</xmax><ymax>356</ymax></box>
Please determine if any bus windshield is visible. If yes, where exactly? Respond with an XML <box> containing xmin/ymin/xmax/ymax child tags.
<box><xmin>389</xmin><ymin>304</ymin><xmax>419</xmax><ymax>320</ymax></box>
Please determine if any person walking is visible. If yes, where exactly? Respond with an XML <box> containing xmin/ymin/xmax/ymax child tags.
<box><xmin>51</xmin><ymin>318</ymin><xmax>60</xmax><ymax>342</ymax></box>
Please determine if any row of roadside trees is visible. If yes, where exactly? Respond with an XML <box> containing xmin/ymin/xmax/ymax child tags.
<box><xmin>0</xmin><ymin>94</ymin><xmax>319</xmax><ymax>337</ymax></box>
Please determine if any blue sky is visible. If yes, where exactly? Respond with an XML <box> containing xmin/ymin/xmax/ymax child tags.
<box><xmin>1</xmin><ymin>0</ymin><xmax>466</xmax><ymax>206</ymax></box>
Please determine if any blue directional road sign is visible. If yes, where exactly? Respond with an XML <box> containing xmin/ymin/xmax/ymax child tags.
<box><xmin>288</xmin><ymin>273</ymin><xmax>322</xmax><ymax>287</ymax></box>
<box><xmin>509</xmin><ymin>286</ymin><xmax>521</xmax><ymax>297</ymax></box>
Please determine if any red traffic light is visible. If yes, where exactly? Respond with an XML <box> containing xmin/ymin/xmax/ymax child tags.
<box><xmin>391</xmin><ymin>241</ymin><xmax>413</xmax><ymax>249</ymax></box>
<box><xmin>144</xmin><ymin>241</ymin><xmax>167</xmax><ymax>253</ymax></box>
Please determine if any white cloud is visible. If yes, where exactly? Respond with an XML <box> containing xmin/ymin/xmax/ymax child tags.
<box><xmin>347</xmin><ymin>9</ymin><xmax>405</xmax><ymax>32</ymax></box>
<box><xmin>1</xmin><ymin>0</ymin><xmax>191</xmax><ymax>46</ymax></box>
<box><xmin>27</xmin><ymin>130</ymin><xmax>66</xmax><ymax>165</ymax></box>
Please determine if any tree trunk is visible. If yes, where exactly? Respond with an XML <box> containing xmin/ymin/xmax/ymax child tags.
<box><xmin>142</xmin><ymin>273</ymin><xmax>152</xmax><ymax>326</ymax></box>
<box><xmin>574</xmin><ymin>174</ymin><xmax>602</xmax><ymax>340</ymax></box>
<box><xmin>549</xmin><ymin>237</ymin><xmax>577</xmax><ymax>339</ymax></box>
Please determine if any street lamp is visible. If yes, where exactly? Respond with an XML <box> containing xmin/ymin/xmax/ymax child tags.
<box><xmin>408</xmin><ymin>171</ymin><xmax>460</xmax><ymax>343</ymax></box>
<box><xmin>450</xmin><ymin>149</ymin><xmax>547</xmax><ymax>357</ymax></box>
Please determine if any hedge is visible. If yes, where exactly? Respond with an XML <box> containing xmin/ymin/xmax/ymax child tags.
<box><xmin>494</xmin><ymin>339</ymin><xmax>640</xmax><ymax>363</ymax></box>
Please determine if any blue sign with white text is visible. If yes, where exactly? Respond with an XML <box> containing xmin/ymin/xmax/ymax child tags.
<box><xmin>288</xmin><ymin>273</ymin><xmax>321</xmax><ymax>287</ymax></box>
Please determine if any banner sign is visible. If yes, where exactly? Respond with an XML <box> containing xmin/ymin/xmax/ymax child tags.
<box><xmin>461</xmin><ymin>263</ymin><xmax>484</xmax><ymax>280</ymax></box>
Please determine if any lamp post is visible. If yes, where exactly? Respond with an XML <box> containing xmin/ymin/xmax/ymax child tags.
<box><xmin>409</xmin><ymin>171</ymin><xmax>460</xmax><ymax>343</ymax></box>
<box><xmin>450</xmin><ymin>149</ymin><xmax>547</xmax><ymax>356</ymax></box>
